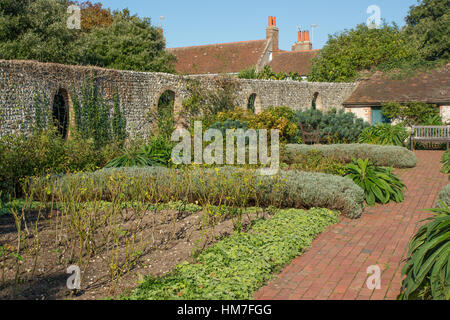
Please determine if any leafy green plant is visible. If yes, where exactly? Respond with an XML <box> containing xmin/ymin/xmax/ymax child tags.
<box><xmin>283</xmin><ymin>150</ymin><xmax>346</xmax><ymax>176</ymax></box>
<box><xmin>237</xmin><ymin>65</ymin><xmax>303</xmax><ymax>81</ymax></box>
<box><xmin>358</xmin><ymin>124</ymin><xmax>409</xmax><ymax>147</ymax></box>
<box><xmin>442</xmin><ymin>151</ymin><xmax>450</xmax><ymax>174</ymax></box>
<box><xmin>295</xmin><ymin>109</ymin><xmax>370</xmax><ymax>144</ymax></box>
<box><xmin>399</xmin><ymin>204</ymin><xmax>450</xmax><ymax>300</ymax></box>
<box><xmin>123</xmin><ymin>208</ymin><xmax>339</xmax><ymax>300</ymax></box>
<box><xmin>382</xmin><ymin>102</ymin><xmax>441</xmax><ymax>127</ymax></box>
<box><xmin>344</xmin><ymin>158</ymin><xmax>406</xmax><ymax>206</ymax></box>
<box><xmin>105</xmin><ymin>136</ymin><xmax>173</xmax><ymax>168</ymax></box>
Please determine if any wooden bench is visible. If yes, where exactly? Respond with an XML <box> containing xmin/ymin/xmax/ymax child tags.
<box><xmin>299</xmin><ymin>123</ymin><xmax>321</xmax><ymax>144</ymax></box>
<box><xmin>411</xmin><ymin>126</ymin><xmax>450</xmax><ymax>151</ymax></box>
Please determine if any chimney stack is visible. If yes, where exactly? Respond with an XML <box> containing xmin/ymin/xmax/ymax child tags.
<box><xmin>292</xmin><ymin>28</ymin><xmax>312</xmax><ymax>52</ymax></box>
<box><xmin>266</xmin><ymin>16</ymin><xmax>279</xmax><ymax>54</ymax></box>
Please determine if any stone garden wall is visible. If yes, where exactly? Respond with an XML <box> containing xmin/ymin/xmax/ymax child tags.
<box><xmin>0</xmin><ymin>59</ymin><xmax>358</xmax><ymax>138</ymax></box>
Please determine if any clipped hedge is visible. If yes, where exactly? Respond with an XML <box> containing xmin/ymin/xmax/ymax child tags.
<box><xmin>30</xmin><ymin>166</ymin><xmax>365</xmax><ymax>219</ymax></box>
<box><xmin>436</xmin><ymin>184</ymin><xmax>450</xmax><ymax>208</ymax></box>
<box><xmin>284</xmin><ymin>144</ymin><xmax>417</xmax><ymax>168</ymax></box>
<box><xmin>124</xmin><ymin>208</ymin><xmax>339</xmax><ymax>300</ymax></box>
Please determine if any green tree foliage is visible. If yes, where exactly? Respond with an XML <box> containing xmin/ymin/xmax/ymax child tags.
<box><xmin>307</xmin><ymin>23</ymin><xmax>417</xmax><ymax>82</ymax></box>
<box><xmin>0</xmin><ymin>0</ymin><xmax>176</xmax><ymax>72</ymax></box>
<box><xmin>405</xmin><ymin>0</ymin><xmax>450</xmax><ymax>61</ymax></box>
<box><xmin>382</xmin><ymin>102</ymin><xmax>442</xmax><ymax>126</ymax></box>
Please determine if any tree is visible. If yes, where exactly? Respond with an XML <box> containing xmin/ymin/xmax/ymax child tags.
<box><xmin>307</xmin><ymin>23</ymin><xmax>417</xmax><ymax>82</ymax></box>
<box><xmin>0</xmin><ymin>0</ymin><xmax>177</xmax><ymax>73</ymax></box>
<box><xmin>0</xmin><ymin>0</ymin><xmax>80</xmax><ymax>64</ymax></box>
<box><xmin>77</xmin><ymin>1</ymin><xmax>113</xmax><ymax>32</ymax></box>
<box><xmin>80</xmin><ymin>10</ymin><xmax>176</xmax><ymax>72</ymax></box>
<box><xmin>405</xmin><ymin>0</ymin><xmax>450</xmax><ymax>61</ymax></box>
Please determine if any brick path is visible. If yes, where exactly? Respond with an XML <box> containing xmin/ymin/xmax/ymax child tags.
<box><xmin>255</xmin><ymin>151</ymin><xmax>448</xmax><ymax>300</ymax></box>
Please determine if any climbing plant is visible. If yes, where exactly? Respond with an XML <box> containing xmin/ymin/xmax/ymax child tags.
<box><xmin>72</xmin><ymin>77</ymin><xmax>126</xmax><ymax>148</ymax></box>
<box><xmin>33</xmin><ymin>89</ymin><xmax>50</xmax><ymax>131</ymax></box>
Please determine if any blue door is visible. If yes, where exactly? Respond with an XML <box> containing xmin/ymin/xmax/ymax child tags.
<box><xmin>371</xmin><ymin>107</ymin><xmax>391</xmax><ymax>125</ymax></box>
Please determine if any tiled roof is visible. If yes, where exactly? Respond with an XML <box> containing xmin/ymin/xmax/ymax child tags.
<box><xmin>344</xmin><ymin>64</ymin><xmax>450</xmax><ymax>106</ymax></box>
<box><xmin>268</xmin><ymin>50</ymin><xmax>319</xmax><ymax>75</ymax></box>
<box><xmin>168</xmin><ymin>40</ymin><xmax>268</xmax><ymax>75</ymax></box>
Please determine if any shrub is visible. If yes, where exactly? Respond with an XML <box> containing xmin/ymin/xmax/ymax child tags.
<box><xmin>442</xmin><ymin>151</ymin><xmax>450</xmax><ymax>174</ymax></box>
<box><xmin>399</xmin><ymin>205</ymin><xmax>450</xmax><ymax>300</ymax></box>
<box><xmin>436</xmin><ymin>185</ymin><xmax>450</xmax><ymax>208</ymax></box>
<box><xmin>29</xmin><ymin>167</ymin><xmax>365</xmax><ymax>219</ymax></box>
<box><xmin>124</xmin><ymin>208</ymin><xmax>338</xmax><ymax>300</ymax></box>
<box><xmin>358</xmin><ymin>124</ymin><xmax>409</xmax><ymax>147</ymax></box>
<box><xmin>0</xmin><ymin>128</ymin><xmax>119</xmax><ymax>199</ymax></box>
<box><xmin>283</xmin><ymin>150</ymin><xmax>346</xmax><ymax>176</ymax></box>
<box><xmin>284</xmin><ymin>144</ymin><xmax>417</xmax><ymax>168</ymax></box>
<box><xmin>382</xmin><ymin>102</ymin><xmax>441</xmax><ymax>127</ymax></box>
<box><xmin>295</xmin><ymin>109</ymin><xmax>370</xmax><ymax>144</ymax></box>
<box><xmin>237</xmin><ymin>65</ymin><xmax>303</xmax><ymax>81</ymax></box>
<box><xmin>106</xmin><ymin>136</ymin><xmax>174</xmax><ymax>168</ymax></box>
<box><xmin>345</xmin><ymin>159</ymin><xmax>406</xmax><ymax>206</ymax></box>
<box><xmin>217</xmin><ymin>106</ymin><xmax>299</xmax><ymax>143</ymax></box>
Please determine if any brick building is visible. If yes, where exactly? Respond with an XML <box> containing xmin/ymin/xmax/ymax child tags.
<box><xmin>169</xmin><ymin>16</ymin><xmax>319</xmax><ymax>76</ymax></box>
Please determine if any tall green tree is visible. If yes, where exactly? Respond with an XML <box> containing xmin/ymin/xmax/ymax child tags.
<box><xmin>307</xmin><ymin>23</ymin><xmax>417</xmax><ymax>82</ymax></box>
<box><xmin>80</xmin><ymin>9</ymin><xmax>176</xmax><ymax>73</ymax></box>
<box><xmin>0</xmin><ymin>0</ymin><xmax>176</xmax><ymax>73</ymax></box>
<box><xmin>405</xmin><ymin>0</ymin><xmax>450</xmax><ymax>61</ymax></box>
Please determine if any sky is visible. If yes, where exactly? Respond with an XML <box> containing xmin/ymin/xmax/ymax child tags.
<box><xmin>98</xmin><ymin>0</ymin><xmax>419</xmax><ymax>50</ymax></box>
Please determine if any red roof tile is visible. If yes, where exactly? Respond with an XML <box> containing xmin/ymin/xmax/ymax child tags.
<box><xmin>344</xmin><ymin>64</ymin><xmax>450</xmax><ymax>106</ymax></box>
<box><xmin>169</xmin><ymin>40</ymin><xmax>268</xmax><ymax>75</ymax></box>
<box><xmin>268</xmin><ymin>50</ymin><xmax>319</xmax><ymax>75</ymax></box>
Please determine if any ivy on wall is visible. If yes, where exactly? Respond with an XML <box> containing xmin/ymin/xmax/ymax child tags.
<box><xmin>72</xmin><ymin>77</ymin><xmax>126</xmax><ymax>147</ymax></box>
<box><xmin>33</xmin><ymin>89</ymin><xmax>50</xmax><ymax>131</ymax></box>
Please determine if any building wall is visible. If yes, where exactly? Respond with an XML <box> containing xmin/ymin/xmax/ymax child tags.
<box><xmin>0</xmin><ymin>60</ymin><xmax>358</xmax><ymax>138</ymax></box>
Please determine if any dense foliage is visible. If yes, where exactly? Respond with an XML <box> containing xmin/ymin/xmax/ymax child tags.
<box><xmin>125</xmin><ymin>208</ymin><xmax>338</xmax><ymax>300</ymax></box>
<box><xmin>344</xmin><ymin>158</ymin><xmax>406</xmax><ymax>206</ymax></box>
<box><xmin>405</xmin><ymin>0</ymin><xmax>450</xmax><ymax>62</ymax></box>
<box><xmin>295</xmin><ymin>109</ymin><xmax>370</xmax><ymax>143</ymax></box>
<box><xmin>0</xmin><ymin>127</ymin><xmax>120</xmax><ymax>199</ymax></box>
<box><xmin>358</xmin><ymin>124</ymin><xmax>409</xmax><ymax>147</ymax></box>
<box><xmin>284</xmin><ymin>144</ymin><xmax>417</xmax><ymax>168</ymax></box>
<box><xmin>307</xmin><ymin>23</ymin><xmax>418</xmax><ymax>82</ymax></box>
<box><xmin>382</xmin><ymin>102</ymin><xmax>442</xmax><ymax>126</ymax></box>
<box><xmin>0</xmin><ymin>0</ymin><xmax>176</xmax><ymax>72</ymax></box>
<box><xmin>29</xmin><ymin>166</ymin><xmax>365</xmax><ymax>218</ymax></box>
<box><xmin>442</xmin><ymin>151</ymin><xmax>450</xmax><ymax>175</ymax></box>
<box><xmin>399</xmin><ymin>204</ymin><xmax>450</xmax><ymax>300</ymax></box>
<box><xmin>437</xmin><ymin>184</ymin><xmax>450</xmax><ymax>208</ymax></box>
<box><xmin>308</xmin><ymin>0</ymin><xmax>449</xmax><ymax>82</ymax></box>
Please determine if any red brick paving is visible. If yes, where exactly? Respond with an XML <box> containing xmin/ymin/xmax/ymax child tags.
<box><xmin>255</xmin><ymin>151</ymin><xmax>448</xmax><ymax>301</ymax></box>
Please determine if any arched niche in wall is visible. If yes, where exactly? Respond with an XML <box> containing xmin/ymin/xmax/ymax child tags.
<box><xmin>312</xmin><ymin>92</ymin><xmax>323</xmax><ymax>111</ymax></box>
<box><xmin>247</xmin><ymin>93</ymin><xmax>262</xmax><ymax>114</ymax></box>
<box><xmin>52</xmin><ymin>88</ymin><xmax>70</xmax><ymax>139</ymax></box>
<box><xmin>157</xmin><ymin>89</ymin><xmax>176</xmax><ymax>135</ymax></box>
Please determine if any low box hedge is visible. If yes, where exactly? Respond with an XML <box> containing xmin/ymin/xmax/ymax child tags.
<box><xmin>30</xmin><ymin>166</ymin><xmax>365</xmax><ymax>219</ymax></box>
<box><xmin>123</xmin><ymin>208</ymin><xmax>339</xmax><ymax>300</ymax></box>
<box><xmin>284</xmin><ymin>144</ymin><xmax>417</xmax><ymax>168</ymax></box>
<box><xmin>436</xmin><ymin>184</ymin><xmax>450</xmax><ymax>208</ymax></box>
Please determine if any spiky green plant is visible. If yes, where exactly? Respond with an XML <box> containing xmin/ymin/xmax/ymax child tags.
<box><xmin>399</xmin><ymin>204</ymin><xmax>450</xmax><ymax>300</ymax></box>
<box><xmin>442</xmin><ymin>150</ymin><xmax>450</xmax><ymax>174</ymax></box>
<box><xmin>358</xmin><ymin>124</ymin><xmax>409</xmax><ymax>147</ymax></box>
<box><xmin>344</xmin><ymin>158</ymin><xmax>405</xmax><ymax>206</ymax></box>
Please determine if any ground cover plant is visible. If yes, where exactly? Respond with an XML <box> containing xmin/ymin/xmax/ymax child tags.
<box><xmin>284</xmin><ymin>144</ymin><xmax>417</xmax><ymax>169</ymax></box>
<box><xmin>344</xmin><ymin>159</ymin><xmax>406</xmax><ymax>206</ymax></box>
<box><xmin>28</xmin><ymin>166</ymin><xmax>365</xmax><ymax>219</ymax></box>
<box><xmin>124</xmin><ymin>208</ymin><xmax>339</xmax><ymax>300</ymax></box>
<box><xmin>399</xmin><ymin>204</ymin><xmax>450</xmax><ymax>300</ymax></box>
<box><xmin>436</xmin><ymin>184</ymin><xmax>450</xmax><ymax>208</ymax></box>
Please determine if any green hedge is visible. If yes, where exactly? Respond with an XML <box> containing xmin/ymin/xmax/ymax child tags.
<box><xmin>284</xmin><ymin>144</ymin><xmax>417</xmax><ymax>168</ymax></box>
<box><xmin>124</xmin><ymin>208</ymin><xmax>339</xmax><ymax>300</ymax></box>
<box><xmin>436</xmin><ymin>184</ymin><xmax>450</xmax><ymax>208</ymax></box>
<box><xmin>30</xmin><ymin>167</ymin><xmax>365</xmax><ymax>219</ymax></box>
